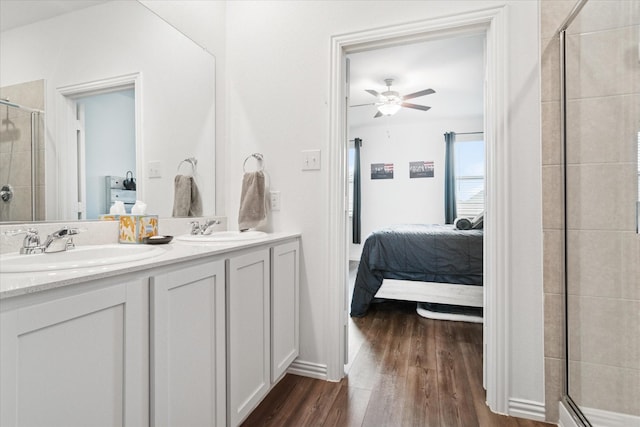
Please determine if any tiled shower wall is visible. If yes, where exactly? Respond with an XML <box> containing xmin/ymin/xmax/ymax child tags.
<box><xmin>541</xmin><ymin>0</ymin><xmax>640</xmax><ymax>422</ymax></box>
<box><xmin>0</xmin><ymin>80</ymin><xmax>45</xmax><ymax>221</ymax></box>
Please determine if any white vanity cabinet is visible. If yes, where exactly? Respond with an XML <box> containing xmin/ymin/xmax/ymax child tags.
<box><xmin>150</xmin><ymin>259</ymin><xmax>226</xmax><ymax>427</ymax></box>
<box><xmin>0</xmin><ymin>277</ymin><xmax>149</xmax><ymax>427</ymax></box>
<box><xmin>227</xmin><ymin>248</ymin><xmax>271</xmax><ymax>427</ymax></box>
<box><xmin>227</xmin><ymin>239</ymin><xmax>300</xmax><ymax>427</ymax></box>
<box><xmin>270</xmin><ymin>240</ymin><xmax>300</xmax><ymax>382</ymax></box>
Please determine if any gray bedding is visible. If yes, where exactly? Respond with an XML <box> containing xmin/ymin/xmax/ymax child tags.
<box><xmin>350</xmin><ymin>224</ymin><xmax>483</xmax><ymax>317</ymax></box>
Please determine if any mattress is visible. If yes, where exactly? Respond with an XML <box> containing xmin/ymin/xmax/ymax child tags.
<box><xmin>350</xmin><ymin>224</ymin><xmax>483</xmax><ymax>317</ymax></box>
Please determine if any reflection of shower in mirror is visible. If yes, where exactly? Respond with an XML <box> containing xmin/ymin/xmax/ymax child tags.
<box><xmin>0</xmin><ymin>95</ymin><xmax>44</xmax><ymax>222</ymax></box>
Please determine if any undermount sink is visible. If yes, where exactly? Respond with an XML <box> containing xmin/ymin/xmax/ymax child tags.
<box><xmin>0</xmin><ymin>244</ymin><xmax>166</xmax><ymax>273</ymax></box>
<box><xmin>175</xmin><ymin>230</ymin><xmax>268</xmax><ymax>243</ymax></box>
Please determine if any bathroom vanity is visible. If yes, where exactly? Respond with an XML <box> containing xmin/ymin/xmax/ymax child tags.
<box><xmin>0</xmin><ymin>233</ymin><xmax>300</xmax><ymax>427</ymax></box>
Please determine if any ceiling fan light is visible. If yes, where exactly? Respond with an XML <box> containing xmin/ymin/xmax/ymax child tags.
<box><xmin>377</xmin><ymin>103</ymin><xmax>401</xmax><ymax>116</ymax></box>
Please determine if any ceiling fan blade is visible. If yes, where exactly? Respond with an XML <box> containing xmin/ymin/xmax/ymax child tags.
<box><xmin>349</xmin><ymin>103</ymin><xmax>376</xmax><ymax>107</ymax></box>
<box><xmin>401</xmin><ymin>102</ymin><xmax>431</xmax><ymax>111</ymax></box>
<box><xmin>402</xmin><ymin>88</ymin><xmax>435</xmax><ymax>100</ymax></box>
<box><xmin>365</xmin><ymin>89</ymin><xmax>380</xmax><ymax>97</ymax></box>
<box><xmin>373</xmin><ymin>111</ymin><xmax>383</xmax><ymax>118</ymax></box>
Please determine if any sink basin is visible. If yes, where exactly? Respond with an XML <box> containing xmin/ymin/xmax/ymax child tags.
<box><xmin>0</xmin><ymin>244</ymin><xmax>166</xmax><ymax>273</ymax></box>
<box><xmin>175</xmin><ymin>230</ymin><xmax>268</xmax><ymax>243</ymax></box>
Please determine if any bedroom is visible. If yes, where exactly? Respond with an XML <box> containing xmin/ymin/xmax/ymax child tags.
<box><xmin>345</xmin><ymin>34</ymin><xmax>486</xmax><ymax>326</ymax></box>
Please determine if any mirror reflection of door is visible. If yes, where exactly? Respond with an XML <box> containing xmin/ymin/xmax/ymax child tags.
<box><xmin>75</xmin><ymin>89</ymin><xmax>135</xmax><ymax>220</ymax></box>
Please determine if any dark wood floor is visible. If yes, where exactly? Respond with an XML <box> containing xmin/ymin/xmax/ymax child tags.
<box><xmin>242</xmin><ymin>301</ymin><xmax>554</xmax><ymax>427</ymax></box>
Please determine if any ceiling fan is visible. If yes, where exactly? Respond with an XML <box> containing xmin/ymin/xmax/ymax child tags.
<box><xmin>352</xmin><ymin>78</ymin><xmax>435</xmax><ymax>118</ymax></box>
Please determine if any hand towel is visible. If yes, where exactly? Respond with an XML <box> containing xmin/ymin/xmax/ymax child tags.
<box><xmin>172</xmin><ymin>175</ymin><xmax>202</xmax><ymax>217</ymax></box>
<box><xmin>238</xmin><ymin>171</ymin><xmax>266</xmax><ymax>230</ymax></box>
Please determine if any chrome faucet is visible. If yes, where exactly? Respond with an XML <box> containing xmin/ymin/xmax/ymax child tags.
<box><xmin>189</xmin><ymin>219</ymin><xmax>221</xmax><ymax>235</ymax></box>
<box><xmin>20</xmin><ymin>228</ymin><xmax>43</xmax><ymax>254</ymax></box>
<box><xmin>4</xmin><ymin>226</ymin><xmax>81</xmax><ymax>254</ymax></box>
<box><xmin>42</xmin><ymin>227</ymin><xmax>80</xmax><ymax>253</ymax></box>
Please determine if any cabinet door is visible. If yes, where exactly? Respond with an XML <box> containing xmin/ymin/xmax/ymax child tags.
<box><xmin>271</xmin><ymin>240</ymin><xmax>300</xmax><ymax>382</ymax></box>
<box><xmin>150</xmin><ymin>259</ymin><xmax>226</xmax><ymax>427</ymax></box>
<box><xmin>0</xmin><ymin>279</ymin><xmax>147</xmax><ymax>427</ymax></box>
<box><xmin>227</xmin><ymin>249</ymin><xmax>270</xmax><ymax>427</ymax></box>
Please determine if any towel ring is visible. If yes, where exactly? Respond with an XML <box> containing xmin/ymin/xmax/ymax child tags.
<box><xmin>243</xmin><ymin>153</ymin><xmax>264</xmax><ymax>172</ymax></box>
<box><xmin>177</xmin><ymin>157</ymin><xmax>197</xmax><ymax>175</ymax></box>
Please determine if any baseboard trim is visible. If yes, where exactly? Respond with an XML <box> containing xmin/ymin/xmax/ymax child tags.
<box><xmin>581</xmin><ymin>406</ymin><xmax>640</xmax><ymax>427</ymax></box>
<box><xmin>287</xmin><ymin>359</ymin><xmax>328</xmax><ymax>380</ymax></box>
<box><xmin>508</xmin><ymin>398</ymin><xmax>547</xmax><ymax>422</ymax></box>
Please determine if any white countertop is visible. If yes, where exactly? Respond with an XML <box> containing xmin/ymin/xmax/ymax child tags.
<box><xmin>0</xmin><ymin>232</ymin><xmax>300</xmax><ymax>300</ymax></box>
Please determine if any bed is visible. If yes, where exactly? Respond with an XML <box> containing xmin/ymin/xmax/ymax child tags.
<box><xmin>350</xmin><ymin>223</ymin><xmax>483</xmax><ymax>321</ymax></box>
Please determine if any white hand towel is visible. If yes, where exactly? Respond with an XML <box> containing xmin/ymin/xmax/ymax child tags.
<box><xmin>238</xmin><ymin>171</ymin><xmax>266</xmax><ymax>230</ymax></box>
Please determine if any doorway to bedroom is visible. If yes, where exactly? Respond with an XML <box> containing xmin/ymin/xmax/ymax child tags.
<box><xmin>344</xmin><ymin>34</ymin><xmax>486</xmax><ymax>369</ymax></box>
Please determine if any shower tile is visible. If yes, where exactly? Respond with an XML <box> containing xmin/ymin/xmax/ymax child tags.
<box><xmin>541</xmin><ymin>37</ymin><xmax>561</xmax><ymax>103</ymax></box>
<box><xmin>566</xmin><ymin>163</ymin><xmax>637</xmax><ymax>231</ymax></box>
<box><xmin>565</xmin><ymin>0</ymin><xmax>640</xmax><ymax>36</ymax></box>
<box><xmin>620</xmin><ymin>231</ymin><xmax>640</xmax><ymax>301</ymax></box>
<box><xmin>566</xmin><ymin>94</ymin><xmax>639</xmax><ymax>165</ymax></box>
<box><xmin>7</xmin><ymin>150</ymin><xmax>32</xmax><ymax>187</ymax></box>
<box><xmin>544</xmin><ymin>356</ymin><xmax>564</xmax><ymax>422</ymax></box>
<box><xmin>566</xmin><ymin>230</ymin><xmax>623</xmax><ymax>298</ymax></box>
<box><xmin>542</xmin><ymin>165</ymin><xmax>563</xmax><ymax>230</ymax></box>
<box><xmin>0</xmin><ymin>79</ymin><xmax>45</xmax><ymax>111</ymax></box>
<box><xmin>543</xmin><ymin>229</ymin><xmax>563</xmax><ymax>294</ymax></box>
<box><xmin>565</xmin><ymin>26</ymin><xmax>640</xmax><ymax>100</ymax></box>
<box><xmin>540</xmin><ymin>0</ymin><xmax>576</xmax><ymax>39</ymax></box>
<box><xmin>37</xmin><ymin>149</ymin><xmax>45</xmax><ymax>186</ymax></box>
<box><xmin>570</xmin><ymin>296</ymin><xmax>640</xmax><ymax>370</ymax></box>
<box><xmin>544</xmin><ymin>293</ymin><xmax>564</xmax><ymax>359</ymax></box>
<box><xmin>541</xmin><ymin>100</ymin><xmax>561</xmax><ymax>166</ymax></box>
<box><xmin>569</xmin><ymin>361</ymin><xmax>640</xmax><ymax>416</ymax></box>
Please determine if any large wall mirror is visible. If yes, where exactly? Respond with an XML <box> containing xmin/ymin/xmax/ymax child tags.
<box><xmin>0</xmin><ymin>0</ymin><xmax>215</xmax><ymax>222</ymax></box>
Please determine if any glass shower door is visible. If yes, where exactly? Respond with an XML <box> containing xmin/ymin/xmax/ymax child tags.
<box><xmin>563</xmin><ymin>0</ymin><xmax>640</xmax><ymax>424</ymax></box>
<box><xmin>0</xmin><ymin>101</ymin><xmax>43</xmax><ymax>222</ymax></box>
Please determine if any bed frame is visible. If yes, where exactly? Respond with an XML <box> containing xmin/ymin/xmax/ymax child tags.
<box><xmin>375</xmin><ymin>279</ymin><xmax>483</xmax><ymax>323</ymax></box>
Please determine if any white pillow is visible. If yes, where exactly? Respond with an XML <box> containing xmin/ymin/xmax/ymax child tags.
<box><xmin>471</xmin><ymin>211</ymin><xmax>484</xmax><ymax>229</ymax></box>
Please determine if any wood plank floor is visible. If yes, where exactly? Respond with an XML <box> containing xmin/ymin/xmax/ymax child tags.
<box><xmin>242</xmin><ymin>301</ymin><xmax>555</xmax><ymax>427</ymax></box>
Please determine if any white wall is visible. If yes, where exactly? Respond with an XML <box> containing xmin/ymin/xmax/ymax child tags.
<box><xmin>349</xmin><ymin>116</ymin><xmax>483</xmax><ymax>260</ymax></box>
<box><xmin>0</xmin><ymin>1</ymin><xmax>216</xmax><ymax>218</ymax></box>
<box><xmin>139</xmin><ymin>0</ymin><xmax>227</xmax><ymax>215</ymax></box>
<box><xmin>226</xmin><ymin>0</ymin><xmax>544</xmax><ymax>414</ymax></box>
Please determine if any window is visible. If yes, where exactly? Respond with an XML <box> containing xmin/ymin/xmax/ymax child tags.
<box><xmin>455</xmin><ymin>139</ymin><xmax>485</xmax><ymax>217</ymax></box>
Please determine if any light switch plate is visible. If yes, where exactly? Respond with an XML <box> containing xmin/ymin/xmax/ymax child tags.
<box><xmin>270</xmin><ymin>191</ymin><xmax>281</xmax><ymax>211</ymax></box>
<box><xmin>148</xmin><ymin>161</ymin><xmax>162</xmax><ymax>178</ymax></box>
<box><xmin>301</xmin><ymin>149</ymin><xmax>321</xmax><ymax>171</ymax></box>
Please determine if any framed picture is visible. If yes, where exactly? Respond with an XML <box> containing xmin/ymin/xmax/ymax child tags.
<box><xmin>409</xmin><ymin>161</ymin><xmax>434</xmax><ymax>178</ymax></box>
<box><xmin>371</xmin><ymin>163</ymin><xmax>394</xmax><ymax>180</ymax></box>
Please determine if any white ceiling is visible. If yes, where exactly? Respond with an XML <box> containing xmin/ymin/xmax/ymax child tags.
<box><xmin>0</xmin><ymin>0</ymin><xmax>109</xmax><ymax>31</ymax></box>
<box><xmin>348</xmin><ymin>34</ymin><xmax>485</xmax><ymax>128</ymax></box>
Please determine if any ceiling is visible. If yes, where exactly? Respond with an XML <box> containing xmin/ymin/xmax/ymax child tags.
<box><xmin>0</xmin><ymin>0</ymin><xmax>109</xmax><ymax>31</ymax></box>
<box><xmin>348</xmin><ymin>34</ymin><xmax>485</xmax><ymax>128</ymax></box>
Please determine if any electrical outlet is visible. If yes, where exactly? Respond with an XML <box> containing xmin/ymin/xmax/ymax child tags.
<box><xmin>270</xmin><ymin>191</ymin><xmax>281</xmax><ymax>211</ymax></box>
<box><xmin>301</xmin><ymin>149</ymin><xmax>321</xmax><ymax>171</ymax></box>
<box><xmin>148</xmin><ymin>161</ymin><xmax>162</xmax><ymax>178</ymax></box>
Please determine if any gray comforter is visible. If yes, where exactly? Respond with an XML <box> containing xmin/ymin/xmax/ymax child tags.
<box><xmin>350</xmin><ymin>224</ymin><xmax>483</xmax><ymax>317</ymax></box>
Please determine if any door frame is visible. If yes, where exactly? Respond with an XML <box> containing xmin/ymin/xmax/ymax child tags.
<box><xmin>326</xmin><ymin>6</ymin><xmax>511</xmax><ymax>414</ymax></box>
<box><xmin>55</xmin><ymin>72</ymin><xmax>143</xmax><ymax>220</ymax></box>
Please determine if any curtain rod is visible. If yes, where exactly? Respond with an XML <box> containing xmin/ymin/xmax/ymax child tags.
<box><xmin>455</xmin><ymin>131</ymin><xmax>483</xmax><ymax>135</ymax></box>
